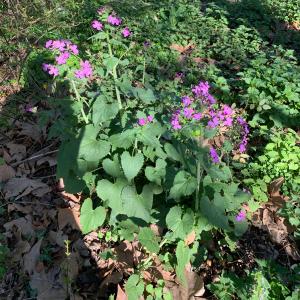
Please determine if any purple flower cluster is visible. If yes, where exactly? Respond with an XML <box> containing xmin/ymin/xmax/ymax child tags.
<box><xmin>210</xmin><ymin>147</ymin><xmax>220</xmax><ymax>163</ymax></box>
<box><xmin>237</xmin><ymin>117</ymin><xmax>249</xmax><ymax>153</ymax></box>
<box><xmin>42</xmin><ymin>39</ymin><xmax>80</xmax><ymax>77</ymax></box>
<box><xmin>170</xmin><ymin>80</ymin><xmax>250</xmax><ymax>161</ymax></box>
<box><xmin>74</xmin><ymin>60</ymin><xmax>93</xmax><ymax>79</ymax></box>
<box><xmin>91</xmin><ymin>20</ymin><xmax>103</xmax><ymax>31</ymax></box>
<box><xmin>107</xmin><ymin>15</ymin><xmax>122</xmax><ymax>26</ymax></box>
<box><xmin>138</xmin><ymin>115</ymin><xmax>154</xmax><ymax>126</ymax></box>
<box><xmin>91</xmin><ymin>10</ymin><xmax>132</xmax><ymax>39</ymax></box>
<box><xmin>207</xmin><ymin>105</ymin><xmax>234</xmax><ymax>129</ymax></box>
<box><xmin>192</xmin><ymin>81</ymin><xmax>216</xmax><ymax>105</ymax></box>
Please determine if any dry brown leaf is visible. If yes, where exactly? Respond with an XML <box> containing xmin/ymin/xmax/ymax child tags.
<box><xmin>0</xmin><ymin>164</ymin><xmax>15</xmax><ymax>182</ymax></box>
<box><xmin>6</xmin><ymin>143</ymin><xmax>26</xmax><ymax>161</ymax></box>
<box><xmin>116</xmin><ymin>284</ymin><xmax>127</xmax><ymax>300</ymax></box>
<box><xmin>58</xmin><ymin>206</ymin><xmax>81</xmax><ymax>231</ymax></box>
<box><xmin>99</xmin><ymin>272</ymin><xmax>123</xmax><ymax>295</ymax></box>
<box><xmin>19</xmin><ymin>122</ymin><xmax>44</xmax><ymax>142</ymax></box>
<box><xmin>170</xmin><ymin>43</ymin><xmax>195</xmax><ymax>53</ymax></box>
<box><xmin>29</xmin><ymin>268</ymin><xmax>67</xmax><ymax>300</ymax></box>
<box><xmin>185</xmin><ymin>231</ymin><xmax>196</xmax><ymax>246</ymax></box>
<box><xmin>48</xmin><ymin>230</ymin><xmax>68</xmax><ymax>247</ymax></box>
<box><xmin>12</xmin><ymin>239</ymin><xmax>31</xmax><ymax>262</ymax></box>
<box><xmin>37</xmin><ymin>156</ymin><xmax>57</xmax><ymax>167</ymax></box>
<box><xmin>4</xmin><ymin>215</ymin><xmax>35</xmax><ymax>237</ymax></box>
<box><xmin>7</xmin><ymin>203</ymin><xmax>32</xmax><ymax>214</ymax></box>
<box><xmin>60</xmin><ymin>191</ymin><xmax>81</xmax><ymax>203</ymax></box>
<box><xmin>167</xmin><ymin>265</ymin><xmax>205</xmax><ymax>300</ymax></box>
<box><xmin>23</xmin><ymin>238</ymin><xmax>43</xmax><ymax>274</ymax></box>
<box><xmin>4</xmin><ymin>177</ymin><xmax>51</xmax><ymax>200</ymax></box>
<box><xmin>268</xmin><ymin>177</ymin><xmax>284</xmax><ymax>197</ymax></box>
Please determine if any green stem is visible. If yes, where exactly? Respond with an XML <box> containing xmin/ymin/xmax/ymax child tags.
<box><xmin>106</xmin><ymin>33</ymin><xmax>122</xmax><ymax>110</ymax></box>
<box><xmin>195</xmin><ymin>160</ymin><xmax>201</xmax><ymax>212</ymax></box>
<box><xmin>71</xmin><ymin>80</ymin><xmax>89</xmax><ymax>124</ymax></box>
<box><xmin>142</xmin><ymin>56</ymin><xmax>146</xmax><ymax>85</ymax></box>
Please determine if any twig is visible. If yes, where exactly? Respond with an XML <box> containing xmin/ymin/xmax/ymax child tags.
<box><xmin>11</xmin><ymin>149</ymin><xmax>58</xmax><ymax>167</ymax></box>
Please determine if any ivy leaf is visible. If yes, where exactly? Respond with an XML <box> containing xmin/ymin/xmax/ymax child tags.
<box><xmin>169</xmin><ymin>171</ymin><xmax>197</xmax><ymax>199</ymax></box>
<box><xmin>96</xmin><ymin>179</ymin><xmax>127</xmax><ymax>222</ymax></box>
<box><xmin>145</xmin><ymin>159</ymin><xmax>167</xmax><ymax>185</ymax></box>
<box><xmin>92</xmin><ymin>96</ymin><xmax>119</xmax><ymax>125</ymax></box>
<box><xmin>166</xmin><ymin>206</ymin><xmax>194</xmax><ymax>239</ymax></box>
<box><xmin>121</xmin><ymin>151</ymin><xmax>144</xmax><ymax>182</ymax></box>
<box><xmin>175</xmin><ymin>241</ymin><xmax>190</xmax><ymax>286</ymax></box>
<box><xmin>125</xmin><ymin>274</ymin><xmax>144</xmax><ymax>300</ymax></box>
<box><xmin>138</xmin><ymin>227</ymin><xmax>160</xmax><ymax>253</ymax></box>
<box><xmin>102</xmin><ymin>154</ymin><xmax>122</xmax><ymax>177</ymax></box>
<box><xmin>80</xmin><ymin>198</ymin><xmax>106</xmax><ymax>234</ymax></box>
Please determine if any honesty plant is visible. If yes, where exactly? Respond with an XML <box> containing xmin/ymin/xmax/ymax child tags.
<box><xmin>41</xmin><ymin>5</ymin><xmax>253</xmax><ymax>296</ymax></box>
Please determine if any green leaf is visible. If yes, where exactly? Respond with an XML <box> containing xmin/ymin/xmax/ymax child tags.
<box><xmin>92</xmin><ymin>96</ymin><xmax>119</xmax><ymax>125</ymax></box>
<box><xmin>125</xmin><ymin>274</ymin><xmax>144</xmax><ymax>300</ymax></box>
<box><xmin>102</xmin><ymin>154</ymin><xmax>122</xmax><ymax>177</ymax></box>
<box><xmin>121</xmin><ymin>184</ymin><xmax>157</xmax><ymax>222</ymax></box>
<box><xmin>166</xmin><ymin>206</ymin><xmax>194</xmax><ymax>239</ymax></box>
<box><xmin>200</xmin><ymin>196</ymin><xmax>230</xmax><ymax>230</ymax></box>
<box><xmin>169</xmin><ymin>171</ymin><xmax>197</xmax><ymax>199</ymax></box>
<box><xmin>175</xmin><ymin>241</ymin><xmax>190</xmax><ymax>286</ymax></box>
<box><xmin>145</xmin><ymin>159</ymin><xmax>167</xmax><ymax>185</ymax></box>
<box><xmin>103</xmin><ymin>56</ymin><xmax>119</xmax><ymax>73</ymax></box>
<box><xmin>110</xmin><ymin>129</ymin><xmax>136</xmax><ymax>149</ymax></box>
<box><xmin>134</xmin><ymin>87</ymin><xmax>156</xmax><ymax>104</ymax></box>
<box><xmin>164</xmin><ymin>143</ymin><xmax>182</xmax><ymax>162</ymax></box>
<box><xmin>80</xmin><ymin>198</ymin><xmax>106</xmax><ymax>234</ymax></box>
<box><xmin>121</xmin><ymin>151</ymin><xmax>144</xmax><ymax>182</ymax></box>
<box><xmin>138</xmin><ymin>227</ymin><xmax>160</xmax><ymax>253</ymax></box>
<box><xmin>96</xmin><ymin>179</ymin><xmax>128</xmax><ymax>222</ymax></box>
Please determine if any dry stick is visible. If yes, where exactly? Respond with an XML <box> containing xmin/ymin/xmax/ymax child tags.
<box><xmin>11</xmin><ymin>149</ymin><xmax>58</xmax><ymax>167</ymax></box>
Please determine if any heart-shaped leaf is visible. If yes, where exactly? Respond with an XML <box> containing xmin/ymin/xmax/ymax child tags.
<box><xmin>80</xmin><ymin>198</ymin><xmax>106</xmax><ymax>234</ymax></box>
<box><xmin>102</xmin><ymin>154</ymin><xmax>122</xmax><ymax>177</ymax></box>
<box><xmin>121</xmin><ymin>151</ymin><xmax>144</xmax><ymax>182</ymax></box>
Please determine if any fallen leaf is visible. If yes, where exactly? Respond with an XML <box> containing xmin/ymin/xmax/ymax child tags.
<box><xmin>48</xmin><ymin>230</ymin><xmax>68</xmax><ymax>247</ymax></box>
<box><xmin>116</xmin><ymin>284</ymin><xmax>127</xmax><ymax>300</ymax></box>
<box><xmin>185</xmin><ymin>231</ymin><xmax>196</xmax><ymax>246</ymax></box>
<box><xmin>170</xmin><ymin>43</ymin><xmax>195</xmax><ymax>53</ymax></box>
<box><xmin>269</xmin><ymin>177</ymin><xmax>284</xmax><ymax>197</ymax></box>
<box><xmin>58</xmin><ymin>206</ymin><xmax>81</xmax><ymax>231</ymax></box>
<box><xmin>19</xmin><ymin>122</ymin><xmax>44</xmax><ymax>142</ymax></box>
<box><xmin>4</xmin><ymin>215</ymin><xmax>35</xmax><ymax>237</ymax></box>
<box><xmin>6</xmin><ymin>143</ymin><xmax>26</xmax><ymax>161</ymax></box>
<box><xmin>4</xmin><ymin>177</ymin><xmax>51</xmax><ymax>200</ymax></box>
<box><xmin>8</xmin><ymin>203</ymin><xmax>32</xmax><ymax>214</ymax></box>
<box><xmin>0</xmin><ymin>164</ymin><xmax>15</xmax><ymax>182</ymax></box>
<box><xmin>23</xmin><ymin>238</ymin><xmax>43</xmax><ymax>274</ymax></box>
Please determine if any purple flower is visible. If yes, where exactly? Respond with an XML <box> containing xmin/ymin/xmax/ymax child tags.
<box><xmin>138</xmin><ymin>118</ymin><xmax>147</xmax><ymax>126</ymax></box>
<box><xmin>208</xmin><ymin>116</ymin><xmax>219</xmax><ymax>128</ymax></box>
<box><xmin>147</xmin><ymin>115</ymin><xmax>154</xmax><ymax>122</ymax></box>
<box><xmin>223</xmin><ymin>105</ymin><xmax>233</xmax><ymax>116</ymax></box>
<box><xmin>235</xmin><ymin>210</ymin><xmax>246</xmax><ymax>222</ymax></box>
<box><xmin>107</xmin><ymin>15</ymin><xmax>122</xmax><ymax>26</ymax></box>
<box><xmin>181</xmin><ymin>96</ymin><xmax>192</xmax><ymax>107</ymax></box>
<box><xmin>69</xmin><ymin>44</ymin><xmax>79</xmax><ymax>55</ymax></box>
<box><xmin>210</xmin><ymin>147</ymin><xmax>220</xmax><ymax>163</ymax></box>
<box><xmin>42</xmin><ymin>63</ymin><xmax>50</xmax><ymax>72</ymax></box>
<box><xmin>92</xmin><ymin>20</ymin><xmax>103</xmax><ymax>31</ymax></box>
<box><xmin>192</xmin><ymin>81</ymin><xmax>210</xmax><ymax>97</ymax></box>
<box><xmin>183</xmin><ymin>107</ymin><xmax>194</xmax><ymax>119</ymax></box>
<box><xmin>122</xmin><ymin>27</ymin><xmax>131</xmax><ymax>38</ymax></box>
<box><xmin>55</xmin><ymin>52</ymin><xmax>70</xmax><ymax>65</ymax></box>
<box><xmin>48</xmin><ymin>65</ymin><xmax>59</xmax><ymax>77</ymax></box>
<box><xmin>193</xmin><ymin>113</ymin><xmax>202</xmax><ymax>120</ymax></box>
<box><xmin>52</xmin><ymin>40</ymin><xmax>65</xmax><ymax>51</ymax></box>
<box><xmin>75</xmin><ymin>60</ymin><xmax>93</xmax><ymax>79</ymax></box>
<box><xmin>171</xmin><ymin>119</ymin><xmax>182</xmax><ymax>130</ymax></box>
<box><xmin>143</xmin><ymin>40</ymin><xmax>151</xmax><ymax>48</ymax></box>
<box><xmin>45</xmin><ymin>40</ymin><xmax>53</xmax><ymax>49</ymax></box>
<box><xmin>223</xmin><ymin>117</ymin><xmax>233</xmax><ymax>127</ymax></box>
<box><xmin>25</xmin><ymin>105</ymin><xmax>34</xmax><ymax>113</ymax></box>
<box><xmin>175</xmin><ymin>72</ymin><xmax>184</xmax><ymax>81</ymax></box>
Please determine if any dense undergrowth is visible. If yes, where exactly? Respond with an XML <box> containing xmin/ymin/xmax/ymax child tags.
<box><xmin>1</xmin><ymin>0</ymin><xmax>300</xmax><ymax>299</ymax></box>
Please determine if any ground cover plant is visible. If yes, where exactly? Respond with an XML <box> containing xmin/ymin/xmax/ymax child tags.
<box><xmin>0</xmin><ymin>0</ymin><xmax>300</xmax><ymax>299</ymax></box>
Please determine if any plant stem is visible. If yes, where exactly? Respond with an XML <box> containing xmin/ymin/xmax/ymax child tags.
<box><xmin>106</xmin><ymin>33</ymin><xmax>122</xmax><ymax>110</ymax></box>
<box><xmin>71</xmin><ymin>80</ymin><xmax>89</xmax><ymax>124</ymax></box>
<box><xmin>195</xmin><ymin>160</ymin><xmax>201</xmax><ymax>211</ymax></box>
<box><xmin>142</xmin><ymin>56</ymin><xmax>146</xmax><ymax>85</ymax></box>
